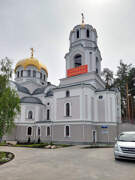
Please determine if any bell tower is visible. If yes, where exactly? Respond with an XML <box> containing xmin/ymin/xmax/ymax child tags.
<box><xmin>65</xmin><ymin>15</ymin><xmax>102</xmax><ymax>77</ymax></box>
<box><xmin>61</xmin><ymin>15</ymin><xmax>105</xmax><ymax>89</ymax></box>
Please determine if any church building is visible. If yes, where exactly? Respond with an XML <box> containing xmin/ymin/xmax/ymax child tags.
<box><xmin>8</xmin><ymin>19</ymin><xmax>121</xmax><ymax>144</ymax></box>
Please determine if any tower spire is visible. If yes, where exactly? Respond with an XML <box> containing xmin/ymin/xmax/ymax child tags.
<box><xmin>30</xmin><ymin>48</ymin><xmax>34</xmax><ymax>58</ymax></box>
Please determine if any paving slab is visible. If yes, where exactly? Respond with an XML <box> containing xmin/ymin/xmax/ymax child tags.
<box><xmin>0</xmin><ymin>146</ymin><xmax>135</xmax><ymax>180</ymax></box>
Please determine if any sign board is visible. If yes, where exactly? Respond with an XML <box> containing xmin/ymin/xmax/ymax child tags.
<box><xmin>101</xmin><ymin>125</ymin><xmax>108</xmax><ymax>128</ymax></box>
<box><xmin>67</xmin><ymin>65</ymin><xmax>88</xmax><ymax>77</ymax></box>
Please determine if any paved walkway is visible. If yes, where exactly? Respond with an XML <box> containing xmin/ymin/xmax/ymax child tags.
<box><xmin>0</xmin><ymin>146</ymin><xmax>135</xmax><ymax>180</ymax></box>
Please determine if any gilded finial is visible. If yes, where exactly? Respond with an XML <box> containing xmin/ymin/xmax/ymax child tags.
<box><xmin>30</xmin><ymin>48</ymin><xmax>34</xmax><ymax>58</ymax></box>
<box><xmin>81</xmin><ymin>13</ymin><xmax>85</xmax><ymax>25</ymax></box>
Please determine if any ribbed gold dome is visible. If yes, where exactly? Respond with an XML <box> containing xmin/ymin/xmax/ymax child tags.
<box><xmin>15</xmin><ymin>57</ymin><xmax>48</xmax><ymax>75</ymax></box>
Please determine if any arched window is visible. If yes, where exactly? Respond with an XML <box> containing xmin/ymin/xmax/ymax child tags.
<box><xmin>96</xmin><ymin>57</ymin><xmax>99</xmax><ymax>73</ymax></box>
<box><xmin>66</xmin><ymin>103</ymin><xmax>70</xmax><ymax>117</ymax></box>
<box><xmin>74</xmin><ymin>54</ymin><xmax>82</xmax><ymax>67</ymax></box>
<box><xmin>47</xmin><ymin>126</ymin><xmax>50</xmax><ymax>136</ymax></box>
<box><xmin>38</xmin><ymin>127</ymin><xmax>40</xmax><ymax>136</ymax></box>
<box><xmin>28</xmin><ymin>111</ymin><xmax>33</xmax><ymax>119</ymax></box>
<box><xmin>44</xmin><ymin>74</ymin><xmax>46</xmax><ymax>81</ymax></box>
<box><xmin>21</xmin><ymin>70</ymin><xmax>23</xmax><ymax>77</ymax></box>
<box><xmin>86</xmin><ymin>29</ymin><xmax>90</xmax><ymax>38</ymax></box>
<box><xmin>65</xmin><ymin>126</ymin><xmax>70</xmax><ymax>137</ymax></box>
<box><xmin>28</xmin><ymin>70</ymin><xmax>31</xmax><ymax>77</ymax></box>
<box><xmin>28</xmin><ymin>127</ymin><xmax>32</xmax><ymax>135</ymax></box>
<box><xmin>40</xmin><ymin>73</ymin><xmax>42</xmax><ymax>79</ymax></box>
<box><xmin>99</xmin><ymin>95</ymin><xmax>103</xmax><ymax>99</ymax></box>
<box><xmin>33</xmin><ymin>70</ymin><xmax>36</xmax><ymax>77</ymax></box>
<box><xmin>66</xmin><ymin>90</ymin><xmax>70</xmax><ymax>97</ymax></box>
<box><xmin>47</xmin><ymin>109</ymin><xmax>50</xmax><ymax>120</ymax></box>
<box><xmin>76</xmin><ymin>30</ymin><xmax>79</xmax><ymax>38</ymax></box>
<box><xmin>17</xmin><ymin>71</ymin><xmax>19</xmax><ymax>78</ymax></box>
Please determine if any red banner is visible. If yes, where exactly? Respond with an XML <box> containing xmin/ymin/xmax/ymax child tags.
<box><xmin>67</xmin><ymin>65</ymin><xmax>88</xmax><ymax>77</ymax></box>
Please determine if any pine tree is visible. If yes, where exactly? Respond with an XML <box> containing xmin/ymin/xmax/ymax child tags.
<box><xmin>102</xmin><ymin>68</ymin><xmax>114</xmax><ymax>89</ymax></box>
<box><xmin>114</xmin><ymin>60</ymin><xmax>134</xmax><ymax>122</ymax></box>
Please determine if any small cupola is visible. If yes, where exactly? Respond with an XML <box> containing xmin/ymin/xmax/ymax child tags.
<box><xmin>14</xmin><ymin>48</ymin><xmax>48</xmax><ymax>86</ymax></box>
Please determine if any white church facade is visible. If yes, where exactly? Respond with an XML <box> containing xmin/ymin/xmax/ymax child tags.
<box><xmin>8</xmin><ymin>21</ymin><xmax>121</xmax><ymax>144</ymax></box>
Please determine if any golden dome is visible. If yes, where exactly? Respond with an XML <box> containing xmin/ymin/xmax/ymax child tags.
<box><xmin>15</xmin><ymin>57</ymin><xmax>48</xmax><ymax>75</ymax></box>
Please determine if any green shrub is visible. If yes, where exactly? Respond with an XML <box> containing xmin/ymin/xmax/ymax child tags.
<box><xmin>15</xmin><ymin>143</ymin><xmax>49</xmax><ymax>148</ymax></box>
<box><xmin>0</xmin><ymin>152</ymin><xmax>14</xmax><ymax>164</ymax></box>
<box><xmin>0</xmin><ymin>142</ymin><xmax>7</xmax><ymax>146</ymax></box>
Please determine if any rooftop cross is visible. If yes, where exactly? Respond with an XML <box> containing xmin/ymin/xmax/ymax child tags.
<box><xmin>81</xmin><ymin>13</ymin><xmax>85</xmax><ymax>25</ymax></box>
<box><xmin>30</xmin><ymin>48</ymin><xmax>34</xmax><ymax>58</ymax></box>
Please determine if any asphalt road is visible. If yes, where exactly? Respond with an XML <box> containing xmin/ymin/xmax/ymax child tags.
<box><xmin>0</xmin><ymin>146</ymin><xmax>135</xmax><ymax>180</ymax></box>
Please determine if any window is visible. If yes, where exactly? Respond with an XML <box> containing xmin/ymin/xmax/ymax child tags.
<box><xmin>33</xmin><ymin>70</ymin><xmax>36</xmax><ymax>77</ymax></box>
<box><xmin>40</xmin><ymin>73</ymin><xmax>42</xmax><ymax>79</ymax></box>
<box><xmin>17</xmin><ymin>71</ymin><xmax>19</xmax><ymax>78</ymax></box>
<box><xmin>28</xmin><ymin>127</ymin><xmax>32</xmax><ymax>135</ymax></box>
<box><xmin>47</xmin><ymin>109</ymin><xmax>50</xmax><ymax>120</ymax></box>
<box><xmin>66</xmin><ymin>103</ymin><xmax>70</xmax><ymax>117</ymax></box>
<box><xmin>44</xmin><ymin>74</ymin><xmax>46</xmax><ymax>81</ymax></box>
<box><xmin>47</xmin><ymin>126</ymin><xmax>50</xmax><ymax>136</ymax></box>
<box><xmin>76</xmin><ymin>30</ymin><xmax>79</xmax><ymax>38</ymax></box>
<box><xmin>28</xmin><ymin>111</ymin><xmax>33</xmax><ymax>119</ymax></box>
<box><xmin>28</xmin><ymin>70</ymin><xmax>31</xmax><ymax>77</ymax></box>
<box><xmin>66</xmin><ymin>90</ymin><xmax>70</xmax><ymax>97</ymax></box>
<box><xmin>38</xmin><ymin>127</ymin><xmax>40</xmax><ymax>136</ymax></box>
<box><xmin>86</xmin><ymin>29</ymin><xmax>90</xmax><ymax>38</ymax></box>
<box><xmin>99</xmin><ymin>95</ymin><xmax>103</xmax><ymax>99</ymax></box>
<box><xmin>74</xmin><ymin>54</ymin><xmax>82</xmax><ymax>67</ymax></box>
<box><xmin>65</xmin><ymin>126</ymin><xmax>70</xmax><ymax>137</ymax></box>
<box><xmin>96</xmin><ymin>57</ymin><xmax>99</xmax><ymax>73</ymax></box>
<box><xmin>21</xmin><ymin>70</ymin><xmax>23</xmax><ymax>77</ymax></box>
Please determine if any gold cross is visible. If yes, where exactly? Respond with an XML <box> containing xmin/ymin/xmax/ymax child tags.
<box><xmin>30</xmin><ymin>48</ymin><xmax>34</xmax><ymax>58</ymax></box>
<box><xmin>81</xmin><ymin>13</ymin><xmax>85</xmax><ymax>24</ymax></box>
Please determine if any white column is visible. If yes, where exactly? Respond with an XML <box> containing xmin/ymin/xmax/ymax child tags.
<box><xmin>80</xmin><ymin>85</ymin><xmax>85</xmax><ymax>120</ymax></box>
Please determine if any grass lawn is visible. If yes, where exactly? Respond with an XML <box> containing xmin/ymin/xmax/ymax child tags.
<box><xmin>0</xmin><ymin>151</ymin><xmax>14</xmax><ymax>165</ymax></box>
<box><xmin>0</xmin><ymin>142</ymin><xmax>7</xmax><ymax>146</ymax></box>
<box><xmin>14</xmin><ymin>143</ymin><xmax>49</xmax><ymax>148</ymax></box>
<box><xmin>0</xmin><ymin>142</ymin><xmax>72</xmax><ymax>148</ymax></box>
<box><xmin>14</xmin><ymin>143</ymin><xmax>72</xmax><ymax>148</ymax></box>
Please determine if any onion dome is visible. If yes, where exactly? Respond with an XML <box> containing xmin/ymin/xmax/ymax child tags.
<box><xmin>15</xmin><ymin>48</ymin><xmax>48</xmax><ymax>76</ymax></box>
